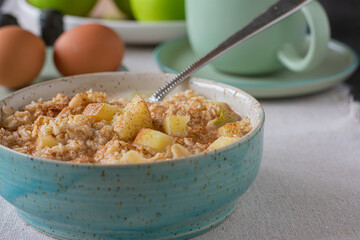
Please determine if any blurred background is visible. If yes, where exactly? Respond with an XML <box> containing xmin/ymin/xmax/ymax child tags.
<box><xmin>319</xmin><ymin>0</ymin><xmax>360</xmax><ymax>100</ymax></box>
<box><xmin>0</xmin><ymin>0</ymin><xmax>358</xmax><ymax>98</ymax></box>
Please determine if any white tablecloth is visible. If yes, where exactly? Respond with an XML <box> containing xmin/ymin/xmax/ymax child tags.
<box><xmin>1</xmin><ymin>44</ymin><xmax>360</xmax><ymax>239</ymax></box>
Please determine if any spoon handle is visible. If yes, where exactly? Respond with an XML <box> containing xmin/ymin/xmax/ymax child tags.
<box><xmin>148</xmin><ymin>0</ymin><xmax>312</xmax><ymax>102</ymax></box>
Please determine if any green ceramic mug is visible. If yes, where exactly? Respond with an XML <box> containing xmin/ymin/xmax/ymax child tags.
<box><xmin>186</xmin><ymin>0</ymin><xmax>330</xmax><ymax>75</ymax></box>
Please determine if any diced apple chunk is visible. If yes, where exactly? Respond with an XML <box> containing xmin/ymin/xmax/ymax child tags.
<box><xmin>134</xmin><ymin>128</ymin><xmax>173</xmax><ymax>152</ymax></box>
<box><xmin>108</xmin><ymin>151</ymin><xmax>147</xmax><ymax>164</ymax></box>
<box><xmin>113</xmin><ymin>95</ymin><xmax>153</xmax><ymax>141</ymax></box>
<box><xmin>120</xmin><ymin>151</ymin><xmax>147</xmax><ymax>164</ymax></box>
<box><xmin>163</xmin><ymin>115</ymin><xmax>190</xmax><ymax>137</ymax></box>
<box><xmin>171</xmin><ymin>144</ymin><xmax>190</xmax><ymax>158</ymax></box>
<box><xmin>218</xmin><ymin>118</ymin><xmax>252</xmax><ymax>137</ymax></box>
<box><xmin>207</xmin><ymin>136</ymin><xmax>239</xmax><ymax>150</ymax></box>
<box><xmin>214</xmin><ymin>102</ymin><xmax>239</xmax><ymax>126</ymax></box>
<box><xmin>38</xmin><ymin>135</ymin><xmax>58</xmax><ymax>148</ymax></box>
<box><xmin>83</xmin><ymin>103</ymin><xmax>121</xmax><ymax>121</ymax></box>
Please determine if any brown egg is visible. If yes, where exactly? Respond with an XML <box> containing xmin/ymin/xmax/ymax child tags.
<box><xmin>54</xmin><ymin>24</ymin><xmax>125</xmax><ymax>76</ymax></box>
<box><xmin>0</xmin><ymin>26</ymin><xmax>45</xmax><ymax>88</ymax></box>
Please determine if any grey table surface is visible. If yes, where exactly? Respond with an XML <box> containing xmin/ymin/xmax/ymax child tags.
<box><xmin>1</xmin><ymin>1</ymin><xmax>360</xmax><ymax>240</ymax></box>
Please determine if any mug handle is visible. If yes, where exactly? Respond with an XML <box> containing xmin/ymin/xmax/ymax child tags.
<box><xmin>277</xmin><ymin>1</ymin><xmax>330</xmax><ymax>72</ymax></box>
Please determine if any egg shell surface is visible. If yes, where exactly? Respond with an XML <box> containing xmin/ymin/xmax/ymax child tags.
<box><xmin>0</xmin><ymin>26</ymin><xmax>45</xmax><ymax>88</ymax></box>
<box><xmin>54</xmin><ymin>23</ymin><xmax>124</xmax><ymax>76</ymax></box>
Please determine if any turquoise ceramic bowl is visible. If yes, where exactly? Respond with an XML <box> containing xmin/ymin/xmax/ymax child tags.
<box><xmin>0</xmin><ymin>72</ymin><xmax>264</xmax><ymax>240</ymax></box>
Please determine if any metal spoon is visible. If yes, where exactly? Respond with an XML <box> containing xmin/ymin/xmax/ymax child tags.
<box><xmin>148</xmin><ymin>0</ymin><xmax>312</xmax><ymax>102</ymax></box>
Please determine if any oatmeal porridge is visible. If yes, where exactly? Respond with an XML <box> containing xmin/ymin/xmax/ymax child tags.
<box><xmin>0</xmin><ymin>90</ymin><xmax>252</xmax><ymax>164</ymax></box>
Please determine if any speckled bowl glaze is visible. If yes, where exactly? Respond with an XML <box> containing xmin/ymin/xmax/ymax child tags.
<box><xmin>0</xmin><ymin>72</ymin><xmax>264</xmax><ymax>240</ymax></box>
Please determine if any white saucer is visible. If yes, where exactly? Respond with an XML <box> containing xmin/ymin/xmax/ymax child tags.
<box><xmin>17</xmin><ymin>0</ymin><xmax>187</xmax><ymax>45</ymax></box>
<box><xmin>154</xmin><ymin>36</ymin><xmax>359</xmax><ymax>98</ymax></box>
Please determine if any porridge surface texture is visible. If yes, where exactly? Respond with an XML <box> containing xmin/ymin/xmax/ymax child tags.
<box><xmin>0</xmin><ymin>90</ymin><xmax>251</xmax><ymax>164</ymax></box>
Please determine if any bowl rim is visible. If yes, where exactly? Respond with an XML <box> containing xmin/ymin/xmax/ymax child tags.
<box><xmin>0</xmin><ymin>72</ymin><xmax>265</xmax><ymax>168</ymax></box>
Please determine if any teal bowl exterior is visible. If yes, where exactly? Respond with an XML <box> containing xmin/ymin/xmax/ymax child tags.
<box><xmin>0</xmin><ymin>72</ymin><xmax>264</xmax><ymax>240</ymax></box>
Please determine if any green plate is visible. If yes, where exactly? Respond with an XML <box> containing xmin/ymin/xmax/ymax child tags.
<box><xmin>154</xmin><ymin>36</ymin><xmax>359</xmax><ymax>98</ymax></box>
